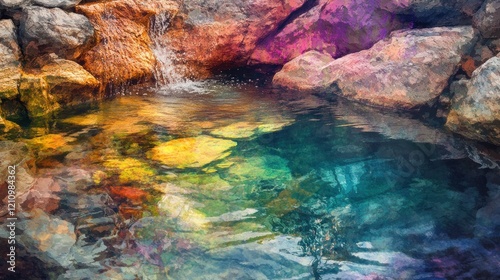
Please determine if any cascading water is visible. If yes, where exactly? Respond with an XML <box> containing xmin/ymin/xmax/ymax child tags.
<box><xmin>149</xmin><ymin>13</ymin><xmax>206</xmax><ymax>93</ymax></box>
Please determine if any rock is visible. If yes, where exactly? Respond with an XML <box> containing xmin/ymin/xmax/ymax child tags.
<box><xmin>272</xmin><ymin>50</ymin><xmax>335</xmax><ymax>93</ymax></box>
<box><xmin>18</xmin><ymin>209</ymin><xmax>76</xmax><ymax>267</ymax></box>
<box><xmin>33</xmin><ymin>0</ymin><xmax>82</xmax><ymax>9</ymax></box>
<box><xmin>19</xmin><ymin>6</ymin><xmax>94</xmax><ymax>60</ymax></box>
<box><xmin>0</xmin><ymin>19</ymin><xmax>21</xmax><ymax>100</ymax></box>
<box><xmin>103</xmin><ymin>157</ymin><xmax>156</xmax><ymax>184</ymax></box>
<box><xmin>226</xmin><ymin>155</ymin><xmax>292</xmax><ymax>183</ymax></box>
<box><xmin>148</xmin><ymin>136</ymin><xmax>237</xmax><ymax>169</ymax></box>
<box><xmin>164</xmin><ymin>0</ymin><xmax>307</xmax><ymax>77</ymax></box>
<box><xmin>380</xmin><ymin>0</ymin><xmax>484</xmax><ymax>26</ymax></box>
<box><xmin>250</xmin><ymin>0</ymin><xmax>404</xmax><ymax>66</ymax></box>
<box><xmin>77</xmin><ymin>0</ymin><xmax>179</xmax><ymax>89</ymax></box>
<box><xmin>274</xmin><ymin>26</ymin><xmax>477</xmax><ymax>110</ymax></box>
<box><xmin>446</xmin><ymin>55</ymin><xmax>500</xmax><ymax>145</ymax></box>
<box><xmin>210</xmin><ymin>120</ymin><xmax>292</xmax><ymax>139</ymax></box>
<box><xmin>25</xmin><ymin>133</ymin><xmax>75</xmax><ymax>157</ymax></box>
<box><xmin>0</xmin><ymin>0</ymin><xmax>29</xmax><ymax>9</ymax></box>
<box><xmin>20</xmin><ymin>177</ymin><xmax>62</xmax><ymax>213</ymax></box>
<box><xmin>20</xmin><ymin>56</ymin><xmax>100</xmax><ymax>117</ymax></box>
<box><xmin>473</xmin><ymin>0</ymin><xmax>500</xmax><ymax>39</ymax></box>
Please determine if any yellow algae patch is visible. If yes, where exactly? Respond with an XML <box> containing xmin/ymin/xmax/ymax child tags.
<box><xmin>210</xmin><ymin>120</ymin><xmax>292</xmax><ymax>139</ymax></box>
<box><xmin>103</xmin><ymin>157</ymin><xmax>155</xmax><ymax>184</ymax></box>
<box><xmin>26</xmin><ymin>134</ymin><xmax>75</xmax><ymax>156</ymax></box>
<box><xmin>148</xmin><ymin>136</ymin><xmax>237</xmax><ymax>168</ymax></box>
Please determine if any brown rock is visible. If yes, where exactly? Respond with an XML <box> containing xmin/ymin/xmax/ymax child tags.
<box><xmin>20</xmin><ymin>55</ymin><xmax>99</xmax><ymax>117</ymax></box>
<box><xmin>446</xmin><ymin>54</ymin><xmax>500</xmax><ymax>145</ymax></box>
<box><xmin>164</xmin><ymin>0</ymin><xmax>307</xmax><ymax>77</ymax></box>
<box><xmin>274</xmin><ymin>26</ymin><xmax>478</xmax><ymax>110</ymax></box>
<box><xmin>0</xmin><ymin>19</ymin><xmax>21</xmax><ymax>100</ymax></box>
<box><xmin>77</xmin><ymin>0</ymin><xmax>179</xmax><ymax>89</ymax></box>
<box><xmin>473</xmin><ymin>0</ymin><xmax>500</xmax><ymax>39</ymax></box>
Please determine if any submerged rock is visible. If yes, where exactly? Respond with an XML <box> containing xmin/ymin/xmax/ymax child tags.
<box><xmin>20</xmin><ymin>56</ymin><xmax>99</xmax><ymax>117</ymax></box>
<box><xmin>19</xmin><ymin>6</ymin><xmax>94</xmax><ymax>60</ymax></box>
<box><xmin>473</xmin><ymin>0</ymin><xmax>500</xmax><ymax>39</ymax></box>
<box><xmin>149</xmin><ymin>136</ymin><xmax>237</xmax><ymax>169</ymax></box>
<box><xmin>77</xmin><ymin>0</ymin><xmax>179</xmax><ymax>88</ymax></box>
<box><xmin>210</xmin><ymin>120</ymin><xmax>292</xmax><ymax>139</ymax></box>
<box><xmin>275</xmin><ymin>26</ymin><xmax>477</xmax><ymax>110</ymax></box>
<box><xmin>164</xmin><ymin>0</ymin><xmax>307</xmax><ymax>77</ymax></box>
<box><xmin>250</xmin><ymin>0</ymin><xmax>404</xmax><ymax>66</ymax></box>
<box><xmin>0</xmin><ymin>19</ymin><xmax>21</xmax><ymax>100</ymax></box>
<box><xmin>446</xmin><ymin>55</ymin><xmax>500</xmax><ymax>145</ymax></box>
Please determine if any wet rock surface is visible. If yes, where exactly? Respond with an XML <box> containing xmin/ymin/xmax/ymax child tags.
<box><xmin>0</xmin><ymin>19</ymin><xmax>21</xmax><ymax>100</ymax></box>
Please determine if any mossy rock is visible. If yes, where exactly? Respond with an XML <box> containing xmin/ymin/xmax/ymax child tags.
<box><xmin>103</xmin><ymin>157</ymin><xmax>156</xmax><ymax>184</ymax></box>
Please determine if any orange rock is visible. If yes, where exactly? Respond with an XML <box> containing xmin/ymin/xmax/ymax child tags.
<box><xmin>109</xmin><ymin>186</ymin><xmax>149</xmax><ymax>203</ymax></box>
<box><xmin>164</xmin><ymin>0</ymin><xmax>307</xmax><ymax>78</ymax></box>
<box><xmin>77</xmin><ymin>0</ymin><xmax>179</xmax><ymax>90</ymax></box>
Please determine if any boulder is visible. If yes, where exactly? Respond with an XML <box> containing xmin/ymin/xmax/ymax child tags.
<box><xmin>446</xmin><ymin>54</ymin><xmax>500</xmax><ymax>145</ymax></box>
<box><xmin>250</xmin><ymin>0</ymin><xmax>404</xmax><ymax>66</ymax></box>
<box><xmin>473</xmin><ymin>0</ymin><xmax>500</xmax><ymax>39</ymax></box>
<box><xmin>380</xmin><ymin>0</ymin><xmax>484</xmax><ymax>26</ymax></box>
<box><xmin>33</xmin><ymin>0</ymin><xmax>82</xmax><ymax>9</ymax></box>
<box><xmin>0</xmin><ymin>0</ymin><xmax>29</xmax><ymax>9</ymax></box>
<box><xmin>274</xmin><ymin>27</ymin><xmax>478</xmax><ymax>110</ymax></box>
<box><xmin>272</xmin><ymin>50</ymin><xmax>335</xmax><ymax>93</ymax></box>
<box><xmin>19</xmin><ymin>6</ymin><xmax>94</xmax><ymax>60</ymax></box>
<box><xmin>77</xmin><ymin>0</ymin><xmax>179</xmax><ymax>89</ymax></box>
<box><xmin>164</xmin><ymin>0</ymin><xmax>308</xmax><ymax>77</ymax></box>
<box><xmin>20</xmin><ymin>55</ymin><xmax>99</xmax><ymax>117</ymax></box>
<box><xmin>0</xmin><ymin>19</ymin><xmax>21</xmax><ymax>100</ymax></box>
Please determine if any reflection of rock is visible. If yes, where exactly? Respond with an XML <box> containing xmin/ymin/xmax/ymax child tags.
<box><xmin>250</xmin><ymin>0</ymin><xmax>403</xmax><ymax>66</ymax></box>
<box><xmin>446</xmin><ymin>55</ymin><xmax>500</xmax><ymax>146</ymax></box>
<box><xmin>149</xmin><ymin>136</ymin><xmax>237</xmax><ymax>169</ymax></box>
<box><xmin>18</xmin><ymin>209</ymin><xmax>76</xmax><ymax>267</ymax></box>
<box><xmin>19</xmin><ymin>6</ymin><xmax>94</xmax><ymax>60</ymax></box>
<box><xmin>0</xmin><ymin>19</ymin><xmax>21</xmax><ymax>100</ymax></box>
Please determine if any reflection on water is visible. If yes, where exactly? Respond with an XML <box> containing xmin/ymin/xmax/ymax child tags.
<box><xmin>1</xmin><ymin>82</ymin><xmax>499</xmax><ymax>279</ymax></box>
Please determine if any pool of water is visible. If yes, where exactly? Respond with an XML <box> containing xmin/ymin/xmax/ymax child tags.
<box><xmin>1</xmin><ymin>81</ymin><xmax>499</xmax><ymax>279</ymax></box>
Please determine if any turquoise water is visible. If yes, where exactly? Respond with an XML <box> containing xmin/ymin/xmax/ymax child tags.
<box><xmin>3</xmin><ymin>81</ymin><xmax>499</xmax><ymax>279</ymax></box>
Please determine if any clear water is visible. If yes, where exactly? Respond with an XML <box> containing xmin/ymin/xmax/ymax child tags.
<box><xmin>2</xmin><ymin>81</ymin><xmax>499</xmax><ymax>279</ymax></box>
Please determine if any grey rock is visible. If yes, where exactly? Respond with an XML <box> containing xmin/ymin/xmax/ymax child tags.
<box><xmin>381</xmin><ymin>0</ymin><xmax>484</xmax><ymax>26</ymax></box>
<box><xmin>33</xmin><ymin>0</ymin><xmax>82</xmax><ymax>9</ymax></box>
<box><xmin>0</xmin><ymin>0</ymin><xmax>30</xmax><ymax>9</ymax></box>
<box><xmin>19</xmin><ymin>6</ymin><xmax>94</xmax><ymax>59</ymax></box>
<box><xmin>0</xmin><ymin>19</ymin><xmax>21</xmax><ymax>99</ymax></box>
<box><xmin>473</xmin><ymin>0</ymin><xmax>500</xmax><ymax>39</ymax></box>
<box><xmin>446</xmin><ymin>54</ymin><xmax>500</xmax><ymax>145</ymax></box>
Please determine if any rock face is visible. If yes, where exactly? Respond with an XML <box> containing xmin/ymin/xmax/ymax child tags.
<box><xmin>32</xmin><ymin>0</ymin><xmax>82</xmax><ymax>9</ymax></box>
<box><xmin>473</xmin><ymin>0</ymin><xmax>500</xmax><ymax>39</ymax></box>
<box><xmin>380</xmin><ymin>0</ymin><xmax>484</xmax><ymax>26</ymax></box>
<box><xmin>274</xmin><ymin>27</ymin><xmax>477</xmax><ymax>110</ymax></box>
<box><xmin>19</xmin><ymin>6</ymin><xmax>94</xmax><ymax>60</ymax></box>
<box><xmin>20</xmin><ymin>55</ymin><xmax>99</xmax><ymax>117</ymax></box>
<box><xmin>0</xmin><ymin>19</ymin><xmax>21</xmax><ymax>100</ymax></box>
<box><xmin>164</xmin><ymin>0</ymin><xmax>307</xmax><ymax>77</ymax></box>
<box><xmin>77</xmin><ymin>0</ymin><xmax>179</xmax><ymax>89</ymax></box>
<box><xmin>250</xmin><ymin>0</ymin><xmax>404</xmax><ymax>66</ymax></box>
<box><xmin>272</xmin><ymin>50</ymin><xmax>335</xmax><ymax>93</ymax></box>
<box><xmin>446</xmin><ymin>54</ymin><xmax>500</xmax><ymax>145</ymax></box>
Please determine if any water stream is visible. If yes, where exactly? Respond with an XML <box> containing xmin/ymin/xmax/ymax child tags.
<box><xmin>2</xmin><ymin>81</ymin><xmax>499</xmax><ymax>279</ymax></box>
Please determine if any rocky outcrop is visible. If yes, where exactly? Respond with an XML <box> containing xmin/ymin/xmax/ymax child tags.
<box><xmin>0</xmin><ymin>19</ymin><xmax>21</xmax><ymax>100</ymax></box>
<box><xmin>250</xmin><ymin>0</ymin><xmax>404</xmax><ymax>66</ymax></box>
<box><xmin>20</xmin><ymin>55</ymin><xmax>99</xmax><ymax>117</ymax></box>
<box><xmin>77</xmin><ymin>0</ymin><xmax>179</xmax><ymax>89</ymax></box>
<box><xmin>272</xmin><ymin>50</ymin><xmax>335</xmax><ymax>93</ymax></box>
<box><xmin>274</xmin><ymin>26</ymin><xmax>477</xmax><ymax>110</ymax></box>
<box><xmin>164</xmin><ymin>0</ymin><xmax>308</xmax><ymax>77</ymax></box>
<box><xmin>446</xmin><ymin>54</ymin><xmax>500</xmax><ymax>145</ymax></box>
<box><xmin>19</xmin><ymin>6</ymin><xmax>94</xmax><ymax>60</ymax></box>
<box><xmin>473</xmin><ymin>0</ymin><xmax>500</xmax><ymax>39</ymax></box>
<box><xmin>380</xmin><ymin>0</ymin><xmax>484</xmax><ymax>26</ymax></box>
